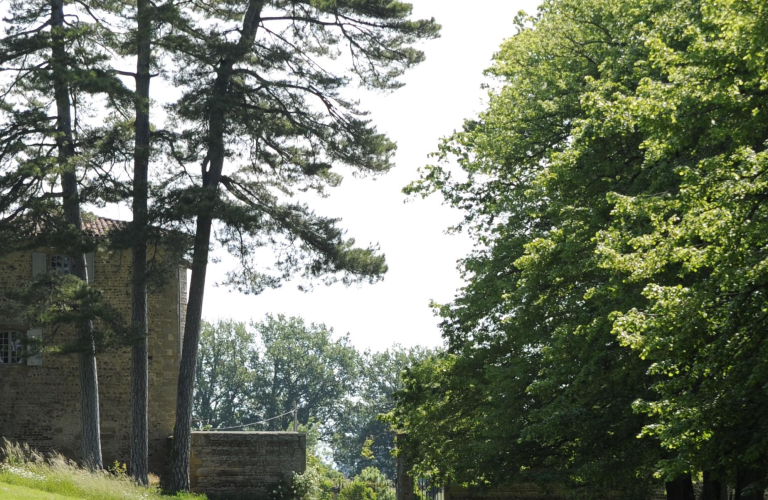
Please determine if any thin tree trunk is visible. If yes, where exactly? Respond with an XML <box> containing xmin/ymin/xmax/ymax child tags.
<box><xmin>129</xmin><ymin>0</ymin><xmax>152</xmax><ymax>485</ymax></box>
<box><xmin>169</xmin><ymin>1</ymin><xmax>266</xmax><ymax>492</ymax></box>
<box><xmin>735</xmin><ymin>466</ymin><xmax>765</xmax><ymax>500</ymax></box>
<box><xmin>269</xmin><ymin>359</ymin><xmax>280</xmax><ymax>431</ymax></box>
<box><xmin>50</xmin><ymin>0</ymin><xmax>103</xmax><ymax>470</ymax></box>
<box><xmin>666</xmin><ymin>473</ymin><xmax>695</xmax><ymax>500</ymax></box>
<box><xmin>702</xmin><ymin>470</ymin><xmax>728</xmax><ymax>500</ymax></box>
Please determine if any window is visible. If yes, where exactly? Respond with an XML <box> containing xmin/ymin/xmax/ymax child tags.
<box><xmin>51</xmin><ymin>255</ymin><xmax>72</xmax><ymax>274</ymax></box>
<box><xmin>0</xmin><ymin>331</ymin><xmax>24</xmax><ymax>364</ymax></box>
<box><xmin>32</xmin><ymin>252</ymin><xmax>94</xmax><ymax>283</ymax></box>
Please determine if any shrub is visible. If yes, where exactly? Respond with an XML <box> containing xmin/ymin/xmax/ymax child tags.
<box><xmin>338</xmin><ymin>467</ymin><xmax>395</xmax><ymax>500</ymax></box>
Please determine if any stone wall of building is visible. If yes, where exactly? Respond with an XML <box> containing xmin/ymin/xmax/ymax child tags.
<box><xmin>0</xmin><ymin>246</ymin><xmax>184</xmax><ymax>475</ymax></box>
<box><xmin>189</xmin><ymin>432</ymin><xmax>307</xmax><ymax>498</ymax></box>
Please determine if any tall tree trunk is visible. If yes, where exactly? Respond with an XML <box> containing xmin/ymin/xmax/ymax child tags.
<box><xmin>666</xmin><ymin>474</ymin><xmax>695</xmax><ymax>500</ymax></box>
<box><xmin>169</xmin><ymin>1</ymin><xmax>265</xmax><ymax>491</ymax></box>
<box><xmin>129</xmin><ymin>0</ymin><xmax>152</xmax><ymax>485</ymax></box>
<box><xmin>702</xmin><ymin>470</ymin><xmax>728</xmax><ymax>500</ymax></box>
<box><xmin>50</xmin><ymin>0</ymin><xmax>103</xmax><ymax>470</ymax></box>
<box><xmin>735</xmin><ymin>466</ymin><xmax>765</xmax><ymax>500</ymax></box>
<box><xmin>170</xmin><ymin>214</ymin><xmax>214</xmax><ymax>491</ymax></box>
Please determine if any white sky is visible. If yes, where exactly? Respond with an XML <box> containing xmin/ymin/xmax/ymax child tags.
<box><xmin>197</xmin><ymin>0</ymin><xmax>541</xmax><ymax>352</ymax></box>
<box><xmin>101</xmin><ymin>0</ymin><xmax>542</xmax><ymax>352</ymax></box>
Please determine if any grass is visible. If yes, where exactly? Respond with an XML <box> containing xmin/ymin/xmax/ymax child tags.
<box><xmin>0</xmin><ymin>440</ymin><xmax>206</xmax><ymax>500</ymax></box>
<box><xmin>0</xmin><ymin>482</ymin><xmax>84</xmax><ymax>500</ymax></box>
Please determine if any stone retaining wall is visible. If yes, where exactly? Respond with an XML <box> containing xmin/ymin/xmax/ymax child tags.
<box><xmin>189</xmin><ymin>431</ymin><xmax>307</xmax><ymax>498</ymax></box>
<box><xmin>446</xmin><ymin>485</ymin><xmax>666</xmax><ymax>500</ymax></box>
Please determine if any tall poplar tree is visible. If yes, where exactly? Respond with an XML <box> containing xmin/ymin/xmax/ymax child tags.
<box><xmin>159</xmin><ymin>0</ymin><xmax>440</xmax><ymax>491</ymax></box>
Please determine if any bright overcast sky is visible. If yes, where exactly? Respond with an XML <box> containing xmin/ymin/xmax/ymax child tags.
<box><xmin>102</xmin><ymin>0</ymin><xmax>542</xmax><ymax>352</ymax></box>
<box><xmin>198</xmin><ymin>0</ymin><xmax>543</xmax><ymax>352</ymax></box>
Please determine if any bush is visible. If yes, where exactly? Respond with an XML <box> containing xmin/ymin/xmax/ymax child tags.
<box><xmin>338</xmin><ymin>468</ymin><xmax>394</xmax><ymax>500</ymax></box>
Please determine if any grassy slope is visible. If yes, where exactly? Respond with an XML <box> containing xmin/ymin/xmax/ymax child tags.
<box><xmin>0</xmin><ymin>464</ymin><xmax>204</xmax><ymax>500</ymax></box>
<box><xmin>0</xmin><ymin>482</ymin><xmax>81</xmax><ymax>499</ymax></box>
<box><xmin>1</xmin><ymin>442</ymin><xmax>205</xmax><ymax>500</ymax></box>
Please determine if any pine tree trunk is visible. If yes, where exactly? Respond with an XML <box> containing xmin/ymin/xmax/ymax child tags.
<box><xmin>666</xmin><ymin>474</ymin><xmax>695</xmax><ymax>500</ymax></box>
<box><xmin>169</xmin><ymin>1</ymin><xmax>265</xmax><ymax>491</ymax></box>
<box><xmin>702</xmin><ymin>470</ymin><xmax>728</xmax><ymax>500</ymax></box>
<box><xmin>129</xmin><ymin>0</ymin><xmax>152</xmax><ymax>485</ymax></box>
<box><xmin>51</xmin><ymin>0</ymin><xmax>103</xmax><ymax>470</ymax></box>
<box><xmin>170</xmin><ymin>215</ymin><xmax>214</xmax><ymax>491</ymax></box>
<box><xmin>735</xmin><ymin>466</ymin><xmax>765</xmax><ymax>500</ymax></box>
<box><xmin>77</xmin><ymin>346</ymin><xmax>103</xmax><ymax>469</ymax></box>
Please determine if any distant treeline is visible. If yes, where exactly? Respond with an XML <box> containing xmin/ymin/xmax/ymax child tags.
<box><xmin>192</xmin><ymin>315</ymin><xmax>433</xmax><ymax>479</ymax></box>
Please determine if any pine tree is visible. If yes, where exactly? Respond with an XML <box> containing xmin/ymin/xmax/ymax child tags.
<box><xmin>128</xmin><ymin>0</ymin><xmax>152</xmax><ymax>484</ymax></box>
<box><xmin>0</xmin><ymin>0</ymin><xmax>130</xmax><ymax>469</ymax></box>
<box><xmin>155</xmin><ymin>0</ymin><xmax>440</xmax><ymax>491</ymax></box>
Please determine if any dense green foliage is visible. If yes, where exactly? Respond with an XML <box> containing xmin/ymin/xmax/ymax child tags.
<box><xmin>333</xmin><ymin>346</ymin><xmax>432</xmax><ymax>479</ymax></box>
<box><xmin>391</xmin><ymin>0</ymin><xmax>768</xmax><ymax>497</ymax></box>
<box><xmin>193</xmin><ymin>316</ymin><xmax>430</xmax><ymax>479</ymax></box>
<box><xmin>338</xmin><ymin>468</ymin><xmax>395</xmax><ymax>500</ymax></box>
<box><xmin>267</xmin><ymin>453</ymin><xmax>342</xmax><ymax>500</ymax></box>
<box><xmin>194</xmin><ymin>316</ymin><xmax>358</xmax><ymax>432</ymax></box>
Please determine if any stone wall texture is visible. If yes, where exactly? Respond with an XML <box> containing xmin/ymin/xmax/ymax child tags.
<box><xmin>0</xmin><ymin>247</ymin><xmax>184</xmax><ymax>476</ymax></box>
<box><xmin>189</xmin><ymin>432</ymin><xmax>307</xmax><ymax>497</ymax></box>
<box><xmin>446</xmin><ymin>485</ymin><xmax>666</xmax><ymax>500</ymax></box>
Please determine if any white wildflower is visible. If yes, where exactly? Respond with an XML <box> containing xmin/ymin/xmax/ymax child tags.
<box><xmin>0</xmin><ymin>464</ymin><xmax>45</xmax><ymax>480</ymax></box>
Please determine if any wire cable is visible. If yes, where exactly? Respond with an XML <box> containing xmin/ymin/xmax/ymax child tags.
<box><xmin>212</xmin><ymin>409</ymin><xmax>297</xmax><ymax>431</ymax></box>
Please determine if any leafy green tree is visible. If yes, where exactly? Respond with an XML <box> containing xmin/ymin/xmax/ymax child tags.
<box><xmin>193</xmin><ymin>320</ymin><xmax>260</xmax><ymax>429</ymax></box>
<box><xmin>253</xmin><ymin>315</ymin><xmax>360</xmax><ymax>433</ymax></box>
<box><xmin>160</xmin><ymin>1</ymin><xmax>440</xmax><ymax>489</ymax></box>
<box><xmin>333</xmin><ymin>346</ymin><xmax>432</xmax><ymax>479</ymax></box>
<box><xmin>394</xmin><ymin>0</ymin><xmax>768</xmax><ymax>498</ymax></box>
<box><xmin>391</xmin><ymin>0</ymin><xmax>705</xmax><ymax>497</ymax></box>
<box><xmin>193</xmin><ymin>315</ymin><xmax>360</xmax><ymax>433</ymax></box>
<box><xmin>193</xmin><ymin>317</ymin><xmax>434</xmax><ymax>479</ymax></box>
<box><xmin>339</xmin><ymin>467</ymin><xmax>395</xmax><ymax>500</ymax></box>
<box><xmin>591</xmin><ymin>0</ymin><xmax>768</xmax><ymax>496</ymax></box>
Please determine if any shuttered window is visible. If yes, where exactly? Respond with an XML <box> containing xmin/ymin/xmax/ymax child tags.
<box><xmin>31</xmin><ymin>252</ymin><xmax>95</xmax><ymax>283</ymax></box>
<box><xmin>32</xmin><ymin>252</ymin><xmax>47</xmax><ymax>277</ymax></box>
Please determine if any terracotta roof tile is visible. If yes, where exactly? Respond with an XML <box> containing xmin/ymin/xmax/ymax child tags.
<box><xmin>83</xmin><ymin>216</ymin><xmax>129</xmax><ymax>237</ymax></box>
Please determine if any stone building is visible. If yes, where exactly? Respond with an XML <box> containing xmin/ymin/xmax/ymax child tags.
<box><xmin>0</xmin><ymin>216</ymin><xmax>187</xmax><ymax>475</ymax></box>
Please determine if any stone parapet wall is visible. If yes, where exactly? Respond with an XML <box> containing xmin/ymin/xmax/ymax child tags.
<box><xmin>189</xmin><ymin>431</ymin><xmax>307</xmax><ymax>497</ymax></box>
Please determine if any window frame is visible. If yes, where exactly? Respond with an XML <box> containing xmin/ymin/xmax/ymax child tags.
<box><xmin>32</xmin><ymin>251</ymin><xmax>95</xmax><ymax>284</ymax></box>
<box><xmin>0</xmin><ymin>328</ymin><xmax>27</xmax><ymax>366</ymax></box>
<box><xmin>50</xmin><ymin>254</ymin><xmax>72</xmax><ymax>274</ymax></box>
